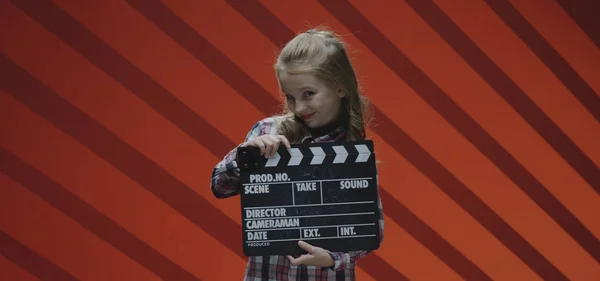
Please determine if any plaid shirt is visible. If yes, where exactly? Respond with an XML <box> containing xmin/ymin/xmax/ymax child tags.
<box><xmin>211</xmin><ymin>117</ymin><xmax>384</xmax><ymax>281</ymax></box>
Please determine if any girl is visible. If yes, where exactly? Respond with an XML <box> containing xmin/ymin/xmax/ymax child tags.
<box><xmin>211</xmin><ymin>27</ymin><xmax>384</xmax><ymax>281</ymax></box>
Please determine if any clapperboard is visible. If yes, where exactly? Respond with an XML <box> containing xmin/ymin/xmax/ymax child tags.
<box><xmin>236</xmin><ymin>140</ymin><xmax>381</xmax><ymax>256</ymax></box>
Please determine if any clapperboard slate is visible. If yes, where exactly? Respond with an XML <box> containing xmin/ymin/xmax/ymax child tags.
<box><xmin>236</xmin><ymin>140</ymin><xmax>380</xmax><ymax>256</ymax></box>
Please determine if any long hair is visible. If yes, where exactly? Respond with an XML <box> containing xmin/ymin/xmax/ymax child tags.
<box><xmin>273</xmin><ymin>27</ymin><xmax>372</xmax><ymax>143</ymax></box>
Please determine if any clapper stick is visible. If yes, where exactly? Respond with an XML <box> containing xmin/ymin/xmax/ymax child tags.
<box><xmin>237</xmin><ymin>140</ymin><xmax>381</xmax><ymax>256</ymax></box>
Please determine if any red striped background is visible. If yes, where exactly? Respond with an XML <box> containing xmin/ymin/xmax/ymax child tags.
<box><xmin>1</xmin><ymin>0</ymin><xmax>599</xmax><ymax>280</ymax></box>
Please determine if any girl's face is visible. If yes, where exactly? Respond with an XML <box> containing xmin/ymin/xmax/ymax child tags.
<box><xmin>279</xmin><ymin>72</ymin><xmax>345</xmax><ymax>129</ymax></box>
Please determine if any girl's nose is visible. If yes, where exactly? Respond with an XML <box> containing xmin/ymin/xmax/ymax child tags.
<box><xmin>295</xmin><ymin>101</ymin><xmax>307</xmax><ymax>113</ymax></box>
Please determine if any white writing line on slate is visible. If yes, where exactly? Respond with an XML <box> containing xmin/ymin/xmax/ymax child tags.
<box><xmin>244</xmin><ymin>223</ymin><xmax>376</xmax><ymax>232</ymax></box>
<box><xmin>245</xmin><ymin>234</ymin><xmax>377</xmax><ymax>243</ymax></box>
<box><xmin>243</xmin><ymin>212</ymin><xmax>375</xmax><ymax>220</ymax></box>
<box><xmin>243</xmin><ymin>201</ymin><xmax>375</xmax><ymax>210</ymax></box>
<box><xmin>241</xmin><ymin>177</ymin><xmax>373</xmax><ymax>186</ymax></box>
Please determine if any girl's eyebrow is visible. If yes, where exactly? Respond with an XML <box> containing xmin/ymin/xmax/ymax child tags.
<box><xmin>282</xmin><ymin>86</ymin><xmax>315</xmax><ymax>94</ymax></box>
<box><xmin>298</xmin><ymin>86</ymin><xmax>316</xmax><ymax>91</ymax></box>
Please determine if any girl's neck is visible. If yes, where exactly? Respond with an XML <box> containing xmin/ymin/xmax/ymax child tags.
<box><xmin>307</xmin><ymin>118</ymin><xmax>343</xmax><ymax>138</ymax></box>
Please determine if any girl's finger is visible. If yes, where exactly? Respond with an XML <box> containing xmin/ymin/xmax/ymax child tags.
<box><xmin>276</xmin><ymin>135</ymin><xmax>291</xmax><ymax>149</ymax></box>
<box><xmin>297</xmin><ymin>241</ymin><xmax>315</xmax><ymax>254</ymax></box>
<box><xmin>262</xmin><ymin>137</ymin><xmax>275</xmax><ymax>158</ymax></box>
<box><xmin>290</xmin><ymin>254</ymin><xmax>314</xmax><ymax>266</ymax></box>
<box><xmin>267</xmin><ymin>136</ymin><xmax>281</xmax><ymax>157</ymax></box>
<box><xmin>253</xmin><ymin>138</ymin><xmax>266</xmax><ymax>155</ymax></box>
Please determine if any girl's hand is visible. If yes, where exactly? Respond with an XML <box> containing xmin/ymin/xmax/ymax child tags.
<box><xmin>286</xmin><ymin>241</ymin><xmax>335</xmax><ymax>268</ymax></box>
<box><xmin>242</xmin><ymin>135</ymin><xmax>291</xmax><ymax>158</ymax></box>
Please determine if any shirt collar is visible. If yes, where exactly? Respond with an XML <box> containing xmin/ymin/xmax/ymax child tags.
<box><xmin>301</xmin><ymin>126</ymin><xmax>345</xmax><ymax>143</ymax></box>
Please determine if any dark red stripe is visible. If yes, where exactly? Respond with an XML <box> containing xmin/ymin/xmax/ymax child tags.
<box><xmin>0</xmin><ymin>230</ymin><xmax>79</xmax><ymax>281</ymax></box>
<box><xmin>378</xmin><ymin>188</ymin><xmax>491</xmax><ymax>280</ymax></box>
<box><xmin>223</xmin><ymin>0</ymin><xmax>293</xmax><ymax>47</ymax></box>
<box><xmin>124</xmin><ymin>0</ymin><xmax>281</xmax><ymax>117</ymax></box>
<box><xmin>359</xmin><ymin>254</ymin><xmax>410</xmax><ymax>281</ymax></box>
<box><xmin>483</xmin><ymin>0</ymin><xmax>600</xmax><ymax>167</ymax></box>
<box><xmin>317</xmin><ymin>1</ymin><xmax>570</xmax><ymax>280</ymax></box>
<box><xmin>0</xmin><ymin>52</ymin><xmax>242</xmax><ymax>264</ymax></box>
<box><xmin>9</xmin><ymin>0</ymin><xmax>234</xmax><ymax>158</ymax></box>
<box><xmin>556</xmin><ymin>0</ymin><xmax>600</xmax><ymax>49</ymax></box>
<box><xmin>405</xmin><ymin>0</ymin><xmax>600</xmax><ymax>263</ymax></box>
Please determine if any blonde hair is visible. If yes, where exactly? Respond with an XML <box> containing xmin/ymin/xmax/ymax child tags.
<box><xmin>273</xmin><ymin>27</ymin><xmax>372</xmax><ymax>143</ymax></box>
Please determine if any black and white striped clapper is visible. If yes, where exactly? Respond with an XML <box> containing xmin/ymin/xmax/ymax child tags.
<box><xmin>236</xmin><ymin>140</ymin><xmax>381</xmax><ymax>256</ymax></box>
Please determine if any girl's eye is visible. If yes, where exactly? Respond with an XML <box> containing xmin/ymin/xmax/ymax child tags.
<box><xmin>285</xmin><ymin>94</ymin><xmax>295</xmax><ymax>101</ymax></box>
<box><xmin>304</xmin><ymin>91</ymin><xmax>315</xmax><ymax>98</ymax></box>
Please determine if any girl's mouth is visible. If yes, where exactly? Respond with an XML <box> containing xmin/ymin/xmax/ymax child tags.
<box><xmin>301</xmin><ymin>113</ymin><xmax>315</xmax><ymax>120</ymax></box>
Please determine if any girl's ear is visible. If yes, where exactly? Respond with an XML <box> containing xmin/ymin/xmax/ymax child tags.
<box><xmin>337</xmin><ymin>88</ymin><xmax>346</xmax><ymax>98</ymax></box>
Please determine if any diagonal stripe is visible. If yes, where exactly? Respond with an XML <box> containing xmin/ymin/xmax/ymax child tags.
<box><xmin>358</xmin><ymin>254</ymin><xmax>410</xmax><ymax>281</ymax></box>
<box><xmin>0</xmin><ymin>52</ymin><xmax>241</xmax><ymax>261</ymax></box>
<box><xmin>0</xmin><ymin>255</ymin><xmax>41</xmax><ymax>281</ymax></box>
<box><xmin>555</xmin><ymin>0</ymin><xmax>600</xmax><ymax>49</ymax></box>
<box><xmin>123</xmin><ymin>0</ymin><xmax>280</xmax><ymax>118</ymax></box>
<box><xmin>481</xmin><ymin>0</ymin><xmax>600</xmax><ymax>165</ymax></box>
<box><xmin>0</xmin><ymin>231</ymin><xmax>78</xmax><ymax>281</ymax></box>
<box><xmin>0</xmin><ymin>145</ymin><xmax>200</xmax><ymax>281</ymax></box>
<box><xmin>378</xmin><ymin>188</ymin><xmax>491</xmax><ymax>280</ymax></box>
<box><xmin>223</xmin><ymin>1</ymin><xmax>491</xmax><ymax>280</ymax></box>
<box><xmin>485</xmin><ymin>0</ymin><xmax>600</xmax><ymax>122</ymax></box>
<box><xmin>406</xmin><ymin>0</ymin><xmax>600</xmax><ymax>262</ymax></box>
<box><xmin>7</xmin><ymin>0</ymin><xmax>234</xmax><ymax>158</ymax></box>
<box><xmin>223</xmin><ymin>0</ymin><xmax>296</xmax><ymax>48</ymax></box>
<box><xmin>507</xmin><ymin>0</ymin><xmax>600</xmax><ymax>101</ymax></box>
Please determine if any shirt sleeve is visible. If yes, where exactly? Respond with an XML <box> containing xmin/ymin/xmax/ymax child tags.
<box><xmin>210</xmin><ymin>119</ymin><xmax>273</xmax><ymax>198</ymax></box>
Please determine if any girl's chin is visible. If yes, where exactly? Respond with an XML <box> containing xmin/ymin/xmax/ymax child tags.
<box><xmin>297</xmin><ymin>116</ymin><xmax>317</xmax><ymax>127</ymax></box>
<box><xmin>304</xmin><ymin>122</ymin><xmax>317</xmax><ymax>128</ymax></box>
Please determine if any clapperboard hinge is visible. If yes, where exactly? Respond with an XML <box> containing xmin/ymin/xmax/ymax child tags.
<box><xmin>265</xmin><ymin>143</ymin><xmax>373</xmax><ymax>167</ymax></box>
